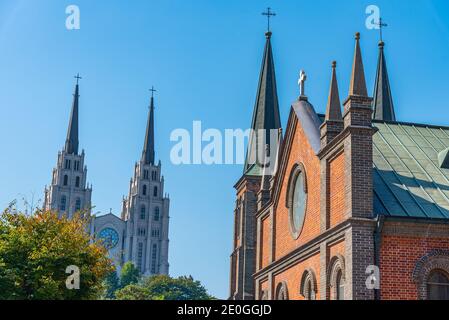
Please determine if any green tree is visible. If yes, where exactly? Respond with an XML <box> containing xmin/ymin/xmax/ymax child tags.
<box><xmin>0</xmin><ymin>207</ymin><xmax>114</xmax><ymax>300</ymax></box>
<box><xmin>103</xmin><ymin>271</ymin><xmax>120</xmax><ymax>299</ymax></box>
<box><xmin>115</xmin><ymin>275</ymin><xmax>215</xmax><ymax>300</ymax></box>
<box><xmin>119</xmin><ymin>261</ymin><xmax>140</xmax><ymax>288</ymax></box>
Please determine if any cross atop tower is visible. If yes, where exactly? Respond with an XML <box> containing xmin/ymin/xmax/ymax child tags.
<box><xmin>262</xmin><ymin>7</ymin><xmax>276</xmax><ymax>33</ymax></box>
<box><xmin>149</xmin><ymin>86</ymin><xmax>157</xmax><ymax>98</ymax></box>
<box><xmin>375</xmin><ymin>17</ymin><xmax>388</xmax><ymax>42</ymax></box>
<box><xmin>74</xmin><ymin>73</ymin><xmax>82</xmax><ymax>85</ymax></box>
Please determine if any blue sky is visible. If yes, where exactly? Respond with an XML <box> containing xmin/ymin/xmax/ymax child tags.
<box><xmin>0</xmin><ymin>0</ymin><xmax>448</xmax><ymax>298</ymax></box>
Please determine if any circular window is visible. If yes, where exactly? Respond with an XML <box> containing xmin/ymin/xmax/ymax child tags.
<box><xmin>287</xmin><ymin>164</ymin><xmax>307</xmax><ymax>239</ymax></box>
<box><xmin>98</xmin><ymin>228</ymin><xmax>119</xmax><ymax>249</ymax></box>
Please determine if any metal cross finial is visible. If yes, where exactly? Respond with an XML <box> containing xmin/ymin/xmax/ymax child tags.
<box><xmin>375</xmin><ymin>17</ymin><xmax>388</xmax><ymax>42</ymax></box>
<box><xmin>149</xmin><ymin>86</ymin><xmax>157</xmax><ymax>98</ymax></box>
<box><xmin>262</xmin><ymin>7</ymin><xmax>276</xmax><ymax>32</ymax></box>
<box><xmin>74</xmin><ymin>73</ymin><xmax>82</xmax><ymax>85</ymax></box>
<box><xmin>298</xmin><ymin>70</ymin><xmax>307</xmax><ymax>96</ymax></box>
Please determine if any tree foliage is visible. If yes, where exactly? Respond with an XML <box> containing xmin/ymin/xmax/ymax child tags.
<box><xmin>103</xmin><ymin>271</ymin><xmax>120</xmax><ymax>299</ymax></box>
<box><xmin>0</xmin><ymin>207</ymin><xmax>114</xmax><ymax>300</ymax></box>
<box><xmin>119</xmin><ymin>261</ymin><xmax>140</xmax><ymax>288</ymax></box>
<box><xmin>115</xmin><ymin>275</ymin><xmax>215</xmax><ymax>300</ymax></box>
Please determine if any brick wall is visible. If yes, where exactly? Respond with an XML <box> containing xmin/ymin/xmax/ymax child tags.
<box><xmin>275</xmin><ymin>122</ymin><xmax>321</xmax><ymax>260</ymax></box>
<box><xmin>329</xmin><ymin>152</ymin><xmax>345</xmax><ymax>228</ymax></box>
<box><xmin>260</xmin><ymin>216</ymin><xmax>270</xmax><ymax>269</ymax></box>
<box><xmin>380</xmin><ymin>232</ymin><xmax>449</xmax><ymax>300</ymax></box>
<box><xmin>273</xmin><ymin>253</ymin><xmax>321</xmax><ymax>300</ymax></box>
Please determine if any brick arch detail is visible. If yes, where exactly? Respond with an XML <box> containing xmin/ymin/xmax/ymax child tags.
<box><xmin>300</xmin><ymin>268</ymin><xmax>318</xmax><ymax>300</ymax></box>
<box><xmin>275</xmin><ymin>281</ymin><xmax>289</xmax><ymax>300</ymax></box>
<box><xmin>328</xmin><ymin>254</ymin><xmax>346</xmax><ymax>300</ymax></box>
<box><xmin>412</xmin><ymin>249</ymin><xmax>449</xmax><ymax>300</ymax></box>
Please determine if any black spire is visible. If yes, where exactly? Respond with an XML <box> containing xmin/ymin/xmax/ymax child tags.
<box><xmin>64</xmin><ymin>75</ymin><xmax>81</xmax><ymax>155</ymax></box>
<box><xmin>349</xmin><ymin>33</ymin><xmax>368</xmax><ymax>97</ymax></box>
<box><xmin>142</xmin><ymin>88</ymin><xmax>156</xmax><ymax>165</ymax></box>
<box><xmin>244</xmin><ymin>31</ymin><xmax>282</xmax><ymax>176</ymax></box>
<box><xmin>325</xmin><ymin>61</ymin><xmax>342</xmax><ymax>121</ymax></box>
<box><xmin>373</xmin><ymin>41</ymin><xmax>396</xmax><ymax>121</ymax></box>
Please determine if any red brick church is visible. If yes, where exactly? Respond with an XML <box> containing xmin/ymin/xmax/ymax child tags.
<box><xmin>229</xmin><ymin>29</ymin><xmax>449</xmax><ymax>300</ymax></box>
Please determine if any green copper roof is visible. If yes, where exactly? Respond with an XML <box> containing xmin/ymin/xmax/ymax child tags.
<box><xmin>373</xmin><ymin>121</ymin><xmax>449</xmax><ymax>219</ymax></box>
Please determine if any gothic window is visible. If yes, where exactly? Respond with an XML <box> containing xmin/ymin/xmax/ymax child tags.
<box><xmin>75</xmin><ymin>176</ymin><xmax>80</xmax><ymax>188</ymax></box>
<box><xmin>144</xmin><ymin>170</ymin><xmax>149</xmax><ymax>179</ymax></box>
<box><xmin>260</xmin><ymin>290</ymin><xmax>269</xmax><ymax>300</ymax></box>
<box><xmin>300</xmin><ymin>269</ymin><xmax>317</xmax><ymax>300</ymax></box>
<box><xmin>140</xmin><ymin>205</ymin><xmax>146</xmax><ymax>219</ymax></box>
<box><xmin>153</xmin><ymin>186</ymin><xmax>158</xmax><ymax>197</ymax></box>
<box><xmin>137</xmin><ymin>242</ymin><xmax>144</xmax><ymax>272</ymax></box>
<box><xmin>286</xmin><ymin>163</ymin><xmax>307</xmax><ymax>239</ymax></box>
<box><xmin>275</xmin><ymin>282</ymin><xmax>288</xmax><ymax>300</ymax></box>
<box><xmin>138</xmin><ymin>228</ymin><xmax>146</xmax><ymax>237</ymax></box>
<box><xmin>74</xmin><ymin>161</ymin><xmax>80</xmax><ymax>171</ymax></box>
<box><xmin>142</xmin><ymin>185</ymin><xmax>147</xmax><ymax>196</ymax></box>
<box><xmin>151</xmin><ymin>243</ymin><xmax>158</xmax><ymax>274</ymax></box>
<box><xmin>65</xmin><ymin>159</ymin><xmax>71</xmax><ymax>170</ymax></box>
<box><xmin>151</xmin><ymin>171</ymin><xmax>157</xmax><ymax>181</ymax></box>
<box><xmin>63</xmin><ymin>175</ymin><xmax>68</xmax><ymax>186</ymax></box>
<box><xmin>427</xmin><ymin>270</ymin><xmax>449</xmax><ymax>300</ymax></box>
<box><xmin>60</xmin><ymin>196</ymin><xmax>67</xmax><ymax>211</ymax></box>
<box><xmin>75</xmin><ymin>198</ymin><xmax>81</xmax><ymax>212</ymax></box>
<box><xmin>329</xmin><ymin>255</ymin><xmax>346</xmax><ymax>300</ymax></box>
<box><xmin>151</xmin><ymin>229</ymin><xmax>160</xmax><ymax>237</ymax></box>
<box><xmin>336</xmin><ymin>270</ymin><xmax>345</xmax><ymax>300</ymax></box>
<box><xmin>154</xmin><ymin>207</ymin><xmax>160</xmax><ymax>221</ymax></box>
<box><xmin>412</xmin><ymin>249</ymin><xmax>449</xmax><ymax>299</ymax></box>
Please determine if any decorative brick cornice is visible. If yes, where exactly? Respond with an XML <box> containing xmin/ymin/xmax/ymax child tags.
<box><xmin>382</xmin><ymin>220</ymin><xmax>449</xmax><ymax>238</ymax></box>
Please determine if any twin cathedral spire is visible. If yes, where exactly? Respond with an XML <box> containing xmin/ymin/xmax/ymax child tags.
<box><xmin>44</xmin><ymin>76</ymin><xmax>161</xmax><ymax>218</ymax></box>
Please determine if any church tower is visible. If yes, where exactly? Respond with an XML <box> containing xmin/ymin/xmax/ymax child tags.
<box><xmin>229</xmin><ymin>25</ymin><xmax>282</xmax><ymax>300</ymax></box>
<box><xmin>121</xmin><ymin>90</ymin><xmax>170</xmax><ymax>276</ymax></box>
<box><xmin>44</xmin><ymin>75</ymin><xmax>92</xmax><ymax>219</ymax></box>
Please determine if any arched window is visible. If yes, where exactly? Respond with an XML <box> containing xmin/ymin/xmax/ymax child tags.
<box><xmin>275</xmin><ymin>282</ymin><xmax>288</xmax><ymax>300</ymax></box>
<box><xmin>60</xmin><ymin>196</ymin><xmax>67</xmax><ymax>211</ymax></box>
<box><xmin>153</xmin><ymin>186</ymin><xmax>158</xmax><ymax>197</ymax></box>
<box><xmin>300</xmin><ymin>269</ymin><xmax>317</xmax><ymax>300</ymax></box>
<box><xmin>329</xmin><ymin>255</ymin><xmax>346</xmax><ymax>300</ymax></box>
<box><xmin>154</xmin><ymin>207</ymin><xmax>160</xmax><ymax>221</ymax></box>
<box><xmin>142</xmin><ymin>185</ymin><xmax>147</xmax><ymax>196</ymax></box>
<box><xmin>427</xmin><ymin>270</ymin><xmax>449</xmax><ymax>300</ymax></box>
<box><xmin>75</xmin><ymin>198</ymin><xmax>81</xmax><ymax>212</ymax></box>
<box><xmin>63</xmin><ymin>175</ymin><xmax>68</xmax><ymax>186</ymax></box>
<box><xmin>140</xmin><ymin>205</ymin><xmax>146</xmax><ymax>220</ymax></box>
<box><xmin>336</xmin><ymin>269</ymin><xmax>345</xmax><ymax>300</ymax></box>
<box><xmin>75</xmin><ymin>176</ymin><xmax>80</xmax><ymax>188</ymax></box>
<box><xmin>412</xmin><ymin>250</ymin><xmax>449</xmax><ymax>299</ymax></box>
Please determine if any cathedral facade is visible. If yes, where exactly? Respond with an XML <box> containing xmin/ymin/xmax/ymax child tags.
<box><xmin>230</xmin><ymin>29</ymin><xmax>449</xmax><ymax>300</ymax></box>
<box><xmin>44</xmin><ymin>80</ymin><xmax>170</xmax><ymax>276</ymax></box>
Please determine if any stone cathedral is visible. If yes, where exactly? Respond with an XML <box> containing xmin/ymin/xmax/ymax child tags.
<box><xmin>44</xmin><ymin>79</ymin><xmax>170</xmax><ymax>275</ymax></box>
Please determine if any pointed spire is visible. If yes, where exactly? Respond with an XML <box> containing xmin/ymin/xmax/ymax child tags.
<box><xmin>373</xmin><ymin>41</ymin><xmax>396</xmax><ymax>121</ymax></box>
<box><xmin>142</xmin><ymin>89</ymin><xmax>156</xmax><ymax>165</ymax></box>
<box><xmin>349</xmin><ymin>32</ymin><xmax>368</xmax><ymax>97</ymax></box>
<box><xmin>244</xmin><ymin>31</ymin><xmax>282</xmax><ymax>175</ymax></box>
<box><xmin>325</xmin><ymin>61</ymin><xmax>342</xmax><ymax>121</ymax></box>
<box><xmin>64</xmin><ymin>74</ymin><xmax>81</xmax><ymax>155</ymax></box>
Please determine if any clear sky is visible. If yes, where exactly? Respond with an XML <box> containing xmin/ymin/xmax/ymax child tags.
<box><xmin>0</xmin><ymin>0</ymin><xmax>449</xmax><ymax>299</ymax></box>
